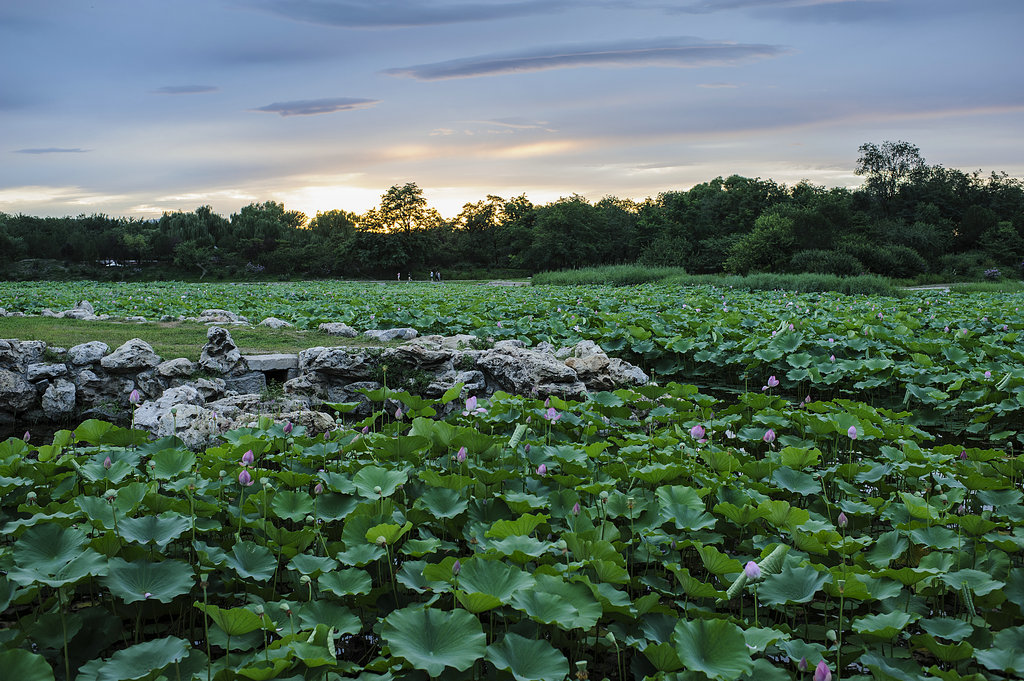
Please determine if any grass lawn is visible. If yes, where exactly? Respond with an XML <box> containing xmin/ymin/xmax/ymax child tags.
<box><xmin>0</xmin><ymin>316</ymin><xmax>393</xmax><ymax>361</ymax></box>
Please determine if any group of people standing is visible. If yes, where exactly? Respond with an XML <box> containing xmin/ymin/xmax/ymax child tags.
<box><xmin>395</xmin><ymin>271</ymin><xmax>443</xmax><ymax>282</ymax></box>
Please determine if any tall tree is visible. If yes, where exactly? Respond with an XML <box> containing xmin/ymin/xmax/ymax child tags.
<box><xmin>362</xmin><ymin>182</ymin><xmax>442</xmax><ymax>233</ymax></box>
<box><xmin>855</xmin><ymin>140</ymin><xmax>926</xmax><ymax>208</ymax></box>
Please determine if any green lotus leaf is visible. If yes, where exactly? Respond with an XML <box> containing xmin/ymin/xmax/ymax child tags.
<box><xmin>485</xmin><ymin>633</ymin><xmax>569</xmax><ymax>681</ymax></box>
<box><xmin>352</xmin><ymin>465</ymin><xmax>408</xmax><ymax>499</ymax></box>
<box><xmin>366</xmin><ymin>521</ymin><xmax>412</xmax><ymax>546</ymax></box>
<box><xmin>757</xmin><ymin>499</ymin><xmax>810</xmax><ymax>529</ymax></box>
<box><xmin>696</xmin><ymin>544</ymin><xmax>742</xmax><ymax>576</ymax></box>
<box><xmin>482</xmin><ymin>534</ymin><xmax>552</xmax><ymax>562</ymax></box>
<box><xmin>401</xmin><ymin>537</ymin><xmax>441</xmax><ymax>557</ymax></box>
<box><xmin>457</xmin><ymin>558</ymin><xmax>535</xmax><ymax>601</ymax></box>
<box><xmin>102</xmin><ymin>558</ymin><xmax>194</xmax><ymax>604</ymax></box>
<box><xmin>118</xmin><ymin>512</ymin><xmax>191</xmax><ymax>550</ymax></box>
<box><xmin>298</xmin><ymin>600</ymin><xmax>362</xmax><ymax>635</ymax></box>
<box><xmin>93</xmin><ymin>636</ymin><xmax>190</xmax><ymax>681</ymax></box>
<box><xmin>76</xmin><ymin>495</ymin><xmax>117</xmax><ymax>530</ymax></box>
<box><xmin>455</xmin><ymin>590</ymin><xmax>504</xmax><ymax>613</ymax></box>
<box><xmin>195</xmin><ymin>602</ymin><xmax>275</xmax><ymax>636</ymax></box>
<box><xmin>416</xmin><ymin>487</ymin><xmax>469</xmax><ymax>519</ymax></box>
<box><xmin>335</xmin><ymin>543</ymin><xmax>386</xmax><ymax>566</ymax></box>
<box><xmin>485</xmin><ymin>512</ymin><xmax>549</xmax><ymax>539</ymax></box>
<box><xmin>865</xmin><ymin>530</ymin><xmax>908</xmax><ymax>568</ymax></box>
<box><xmin>151</xmin><ymin>448</ymin><xmax>196</xmax><ymax>479</ymax></box>
<box><xmin>9</xmin><ymin>524</ymin><xmax>108</xmax><ymax>587</ymax></box>
<box><xmin>643</xmin><ymin>642</ymin><xmax>684</xmax><ymax>672</ymax></box>
<box><xmin>742</xmin><ymin>626</ymin><xmax>791</xmax><ymax>652</ymax></box>
<box><xmin>672</xmin><ymin>617</ymin><xmax>753</xmax><ymax>681</ymax></box>
<box><xmin>939</xmin><ymin>569</ymin><xmax>1004</xmax><ymax>596</ymax></box>
<box><xmin>758</xmin><ymin>564</ymin><xmax>828</xmax><ymax>606</ymax></box>
<box><xmin>857</xmin><ymin>652</ymin><xmax>927</xmax><ymax>681</ymax></box>
<box><xmin>287</xmin><ymin>553</ymin><xmax>339</xmax><ymax>576</ymax></box>
<box><xmin>271</xmin><ymin>490</ymin><xmax>314</xmax><ymax>521</ymax></box>
<box><xmin>0</xmin><ymin>649</ymin><xmax>54</xmax><ymax>681</ymax></box>
<box><xmin>318</xmin><ymin>568</ymin><xmax>373</xmax><ymax>596</ymax></box>
<box><xmin>771</xmin><ymin>467</ymin><xmax>820</xmax><ymax>495</ymax></box>
<box><xmin>974</xmin><ymin>626</ymin><xmax>1024</xmax><ymax>674</ymax></box>
<box><xmin>919</xmin><ymin>617</ymin><xmax>974</xmax><ymax>642</ymax></box>
<box><xmin>381</xmin><ymin>606</ymin><xmax>486</xmax><ymax>677</ymax></box>
<box><xmin>852</xmin><ymin>610</ymin><xmax>913</xmax><ymax>640</ymax></box>
<box><xmin>223</xmin><ymin>540</ymin><xmax>278</xmax><ymax>581</ymax></box>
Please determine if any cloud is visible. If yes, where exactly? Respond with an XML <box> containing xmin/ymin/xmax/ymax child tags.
<box><xmin>384</xmin><ymin>37</ymin><xmax>791</xmax><ymax>80</ymax></box>
<box><xmin>244</xmin><ymin>0</ymin><xmax>569</xmax><ymax>28</ymax></box>
<box><xmin>14</xmin><ymin>147</ymin><xmax>89</xmax><ymax>154</ymax></box>
<box><xmin>252</xmin><ymin>97</ymin><xmax>380</xmax><ymax>116</ymax></box>
<box><xmin>152</xmin><ymin>85</ymin><xmax>219</xmax><ymax>95</ymax></box>
<box><xmin>672</xmin><ymin>0</ymin><xmax>866</xmax><ymax>13</ymax></box>
<box><xmin>698</xmin><ymin>82</ymin><xmax>740</xmax><ymax>88</ymax></box>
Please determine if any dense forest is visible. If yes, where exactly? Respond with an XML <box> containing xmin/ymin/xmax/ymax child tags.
<box><xmin>2</xmin><ymin>141</ymin><xmax>1022</xmax><ymax>281</ymax></box>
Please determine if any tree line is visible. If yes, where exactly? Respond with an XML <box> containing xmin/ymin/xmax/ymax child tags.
<box><xmin>2</xmin><ymin>142</ymin><xmax>1022</xmax><ymax>280</ymax></box>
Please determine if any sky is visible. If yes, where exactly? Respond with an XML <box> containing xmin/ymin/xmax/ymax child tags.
<box><xmin>2</xmin><ymin>0</ymin><xmax>1022</xmax><ymax>221</ymax></box>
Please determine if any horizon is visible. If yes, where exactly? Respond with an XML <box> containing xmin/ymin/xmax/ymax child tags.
<box><xmin>3</xmin><ymin>0</ymin><xmax>1022</xmax><ymax>221</ymax></box>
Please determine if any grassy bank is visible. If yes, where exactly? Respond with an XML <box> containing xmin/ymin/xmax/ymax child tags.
<box><xmin>0</xmin><ymin>317</ymin><xmax>389</xmax><ymax>360</ymax></box>
<box><xmin>533</xmin><ymin>265</ymin><xmax>899</xmax><ymax>295</ymax></box>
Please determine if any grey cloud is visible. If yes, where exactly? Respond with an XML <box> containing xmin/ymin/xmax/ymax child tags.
<box><xmin>252</xmin><ymin>97</ymin><xmax>379</xmax><ymax>116</ymax></box>
<box><xmin>245</xmin><ymin>0</ymin><xmax>569</xmax><ymax>28</ymax></box>
<box><xmin>385</xmin><ymin>38</ymin><xmax>791</xmax><ymax>80</ymax></box>
<box><xmin>14</xmin><ymin>148</ymin><xmax>89</xmax><ymax>154</ymax></box>
<box><xmin>152</xmin><ymin>85</ymin><xmax>219</xmax><ymax>95</ymax></box>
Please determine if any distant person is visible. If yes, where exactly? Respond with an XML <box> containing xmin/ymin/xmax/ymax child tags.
<box><xmin>407</xmin><ymin>272</ymin><xmax>412</xmax><ymax>281</ymax></box>
<box><xmin>437</xmin><ymin>271</ymin><xmax>442</xmax><ymax>282</ymax></box>
<box><xmin>397</xmin><ymin>272</ymin><xmax>401</xmax><ymax>281</ymax></box>
<box><xmin>429</xmin><ymin>270</ymin><xmax>435</xmax><ymax>281</ymax></box>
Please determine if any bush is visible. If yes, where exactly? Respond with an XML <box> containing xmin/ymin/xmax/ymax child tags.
<box><xmin>532</xmin><ymin>264</ymin><xmax>687</xmax><ymax>286</ymax></box>
<box><xmin>789</xmin><ymin>249</ymin><xmax>865</xmax><ymax>276</ymax></box>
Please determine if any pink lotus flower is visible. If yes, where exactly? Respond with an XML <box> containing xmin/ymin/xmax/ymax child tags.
<box><xmin>767</xmin><ymin>375</ymin><xmax>779</xmax><ymax>388</ymax></box>
<box><xmin>239</xmin><ymin>469</ymin><xmax>254</xmax><ymax>486</ymax></box>
<box><xmin>744</xmin><ymin>561</ymin><xmax>761</xmax><ymax>580</ymax></box>
<box><xmin>813</xmin><ymin>660</ymin><xmax>831</xmax><ymax>681</ymax></box>
<box><xmin>690</xmin><ymin>424</ymin><xmax>706</xmax><ymax>440</ymax></box>
<box><xmin>830</xmin><ymin>354</ymin><xmax>835</xmax><ymax>362</ymax></box>
<box><xmin>763</xmin><ymin>429</ymin><xmax>776</xmax><ymax>444</ymax></box>
<box><xmin>984</xmin><ymin>371</ymin><xmax>991</xmax><ymax>378</ymax></box>
<box><xmin>241</xmin><ymin>450</ymin><xmax>254</xmax><ymax>466</ymax></box>
<box><xmin>544</xmin><ymin>407</ymin><xmax>561</xmax><ymax>422</ymax></box>
<box><xmin>462</xmin><ymin>396</ymin><xmax>486</xmax><ymax>416</ymax></box>
<box><xmin>283</xmin><ymin>421</ymin><xmax>293</xmax><ymax>435</ymax></box>
<box><xmin>847</xmin><ymin>425</ymin><xmax>858</xmax><ymax>440</ymax></box>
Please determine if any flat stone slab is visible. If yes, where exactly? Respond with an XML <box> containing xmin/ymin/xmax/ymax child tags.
<box><xmin>243</xmin><ymin>353</ymin><xmax>299</xmax><ymax>372</ymax></box>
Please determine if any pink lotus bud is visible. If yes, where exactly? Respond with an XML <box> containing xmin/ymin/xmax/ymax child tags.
<box><xmin>744</xmin><ymin>560</ymin><xmax>761</xmax><ymax>580</ymax></box>
<box><xmin>537</xmin><ymin>463</ymin><xmax>547</xmax><ymax>476</ymax></box>
<box><xmin>283</xmin><ymin>421</ymin><xmax>293</xmax><ymax>434</ymax></box>
<box><xmin>362</xmin><ymin>426</ymin><xmax>369</xmax><ymax>435</ymax></box>
<box><xmin>129</xmin><ymin>389</ymin><xmax>140</xmax><ymax>405</ymax></box>
<box><xmin>144</xmin><ymin>592</ymin><xmax>152</xmax><ymax>599</ymax></box>
<box><xmin>239</xmin><ymin>469</ymin><xmax>254</xmax><ymax>486</ymax></box>
<box><xmin>813</xmin><ymin>660</ymin><xmax>831</xmax><ymax>681</ymax></box>
<box><xmin>960</xmin><ymin>450</ymin><xmax>967</xmax><ymax>460</ymax></box>
<box><xmin>544</xmin><ymin>397</ymin><xmax>550</xmax><ymax>408</ymax></box>
<box><xmin>572</xmin><ymin>502</ymin><xmax>581</xmax><ymax>516</ymax></box>
<box><xmin>689</xmin><ymin>424</ymin><xmax>705</xmax><ymax>440</ymax></box>
<box><xmin>830</xmin><ymin>354</ymin><xmax>835</xmax><ymax>362</ymax></box>
<box><xmin>452</xmin><ymin>560</ymin><xmax>461</xmax><ymax>576</ymax></box>
<box><xmin>984</xmin><ymin>371</ymin><xmax>991</xmax><ymax>378</ymax></box>
<box><xmin>767</xmin><ymin>375</ymin><xmax>779</xmax><ymax>388</ymax></box>
<box><xmin>837</xmin><ymin>512</ymin><xmax>848</xmax><ymax>528</ymax></box>
<box><xmin>465</xmin><ymin>396</ymin><xmax>477</xmax><ymax>413</ymax></box>
<box><xmin>847</xmin><ymin>426</ymin><xmax>858</xmax><ymax>440</ymax></box>
<box><xmin>314</xmin><ymin>482</ymin><xmax>324</xmax><ymax>495</ymax></box>
<box><xmin>103</xmin><ymin>456</ymin><xmax>112</xmax><ymax>470</ymax></box>
<box><xmin>395</xmin><ymin>408</ymin><xmax>403</xmax><ymax>421</ymax></box>
<box><xmin>23</xmin><ymin>431</ymin><xmax>30</xmax><ymax>442</ymax></box>
<box><xmin>456</xmin><ymin>446</ymin><xmax>467</xmax><ymax>463</ymax></box>
<box><xmin>763</xmin><ymin>429</ymin><xmax>776</xmax><ymax>444</ymax></box>
<box><xmin>241</xmin><ymin>450</ymin><xmax>254</xmax><ymax>466</ymax></box>
<box><xmin>798</xmin><ymin>657</ymin><xmax>808</xmax><ymax>672</ymax></box>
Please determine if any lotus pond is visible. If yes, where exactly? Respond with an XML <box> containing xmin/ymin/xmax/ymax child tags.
<box><xmin>1</xmin><ymin>281</ymin><xmax>1023</xmax><ymax>680</ymax></box>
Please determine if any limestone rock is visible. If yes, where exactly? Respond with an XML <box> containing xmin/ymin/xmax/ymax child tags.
<box><xmin>42</xmin><ymin>378</ymin><xmax>76</xmax><ymax>417</ymax></box>
<box><xmin>197</xmin><ymin>309</ymin><xmax>248</xmax><ymax>324</ymax></box>
<box><xmin>0</xmin><ymin>340</ymin><xmax>46</xmax><ymax>371</ymax></box>
<box><xmin>132</xmin><ymin>385</ymin><xmax>206</xmax><ymax>432</ymax></box>
<box><xmin>68</xmin><ymin>341</ymin><xmax>109</xmax><ymax>365</ymax></box>
<box><xmin>318</xmin><ymin>322</ymin><xmax>358</xmax><ymax>337</ymax></box>
<box><xmin>223</xmin><ymin>371</ymin><xmax>267</xmax><ymax>395</ymax></box>
<box><xmin>299</xmin><ymin>347</ymin><xmax>378</xmax><ymax>379</ymax></box>
<box><xmin>199</xmin><ymin>326</ymin><xmax>243</xmax><ymax>374</ymax></box>
<box><xmin>101</xmin><ymin>339</ymin><xmax>161</xmax><ymax>372</ymax></box>
<box><xmin>477</xmin><ymin>345</ymin><xmax>586</xmax><ymax>397</ymax></box>
<box><xmin>243</xmin><ymin>354</ymin><xmax>298</xmax><ymax>372</ymax></box>
<box><xmin>0</xmin><ymin>368</ymin><xmax>37</xmax><ymax>411</ymax></box>
<box><xmin>363</xmin><ymin>328</ymin><xmax>418</xmax><ymax>342</ymax></box>
<box><xmin>27</xmin><ymin>362</ymin><xmax>69</xmax><ymax>382</ymax></box>
<box><xmin>64</xmin><ymin>300</ymin><xmax>98</xmax><ymax>320</ymax></box>
<box><xmin>157</xmin><ymin>358</ymin><xmax>196</xmax><ymax>378</ymax></box>
<box><xmin>259</xmin><ymin>317</ymin><xmax>293</xmax><ymax>329</ymax></box>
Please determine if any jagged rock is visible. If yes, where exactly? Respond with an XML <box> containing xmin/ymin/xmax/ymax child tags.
<box><xmin>0</xmin><ymin>369</ymin><xmax>37</xmax><ymax>411</ymax></box>
<box><xmin>383</xmin><ymin>343</ymin><xmax>453</xmax><ymax>370</ymax></box>
<box><xmin>132</xmin><ymin>384</ymin><xmax>206</xmax><ymax>432</ymax></box>
<box><xmin>259</xmin><ymin>317</ymin><xmax>293</xmax><ymax>329</ymax></box>
<box><xmin>68</xmin><ymin>341</ymin><xmax>109</xmax><ymax>365</ymax></box>
<box><xmin>27</xmin><ymin>362</ymin><xmax>69</xmax><ymax>382</ymax></box>
<box><xmin>569</xmin><ymin>340</ymin><xmax>605</xmax><ymax>358</ymax></box>
<box><xmin>41</xmin><ymin>308</ymin><xmax>62</xmax><ymax>318</ymax></box>
<box><xmin>0</xmin><ymin>340</ymin><xmax>45</xmax><ymax>372</ymax></box>
<box><xmin>101</xmin><ymin>339</ymin><xmax>161</xmax><ymax>372</ymax></box>
<box><xmin>364</xmin><ymin>328</ymin><xmax>418</xmax><ymax>342</ymax></box>
<box><xmin>243</xmin><ymin>354</ymin><xmax>299</xmax><ymax>372</ymax></box>
<box><xmin>318</xmin><ymin>322</ymin><xmax>358</xmax><ymax>337</ymax></box>
<box><xmin>299</xmin><ymin>347</ymin><xmax>378</xmax><ymax>379</ymax></box>
<box><xmin>283</xmin><ymin>373</ymin><xmax>329</xmax><ymax>401</ymax></box>
<box><xmin>64</xmin><ymin>300</ymin><xmax>97</xmax><ymax>320</ymax></box>
<box><xmin>563</xmin><ymin>341</ymin><xmax>648</xmax><ymax>391</ymax></box>
<box><xmin>199</xmin><ymin>326</ymin><xmax>243</xmax><ymax>374</ymax></box>
<box><xmin>478</xmin><ymin>345</ymin><xmax>586</xmax><ymax>397</ymax></box>
<box><xmin>411</xmin><ymin>334</ymin><xmax>478</xmax><ymax>350</ymax></box>
<box><xmin>133</xmin><ymin>369</ymin><xmax>165</xmax><ymax>401</ymax></box>
<box><xmin>124</xmin><ymin>315</ymin><xmax>148</xmax><ymax>323</ymax></box>
<box><xmin>493</xmin><ymin>339</ymin><xmax>526</xmax><ymax>350</ymax></box>
<box><xmin>42</xmin><ymin>378</ymin><xmax>76</xmax><ymax>417</ymax></box>
<box><xmin>73</xmin><ymin>368</ymin><xmax>135</xmax><ymax>405</ymax></box>
<box><xmin>427</xmin><ymin>369</ymin><xmax>487</xmax><ymax>398</ymax></box>
<box><xmin>157</xmin><ymin>358</ymin><xmax>196</xmax><ymax>377</ymax></box>
<box><xmin>207</xmin><ymin>394</ymin><xmax>311</xmax><ymax>419</ymax></box>
<box><xmin>192</xmin><ymin>378</ymin><xmax>227</xmax><ymax>401</ymax></box>
<box><xmin>197</xmin><ymin>309</ymin><xmax>248</xmax><ymax>324</ymax></box>
<box><xmin>223</xmin><ymin>371</ymin><xmax>267</xmax><ymax>395</ymax></box>
<box><xmin>608</xmin><ymin>357</ymin><xmax>649</xmax><ymax>386</ymax></box>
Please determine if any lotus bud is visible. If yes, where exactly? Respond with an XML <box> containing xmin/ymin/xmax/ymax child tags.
<box><xmin>813</xmin><ymin>660</ymin><xmax>832</xmax><ymax>681</ymax></box>
<box><xmin>23</xmin><ymin>430</ymin><xmax>30</xmax><ymax>442</ymax></box>
<box><xmin>957</xmin><ymin>503</ymin><xmax>967</xmax><ymax>515</ymax></box>
<box><xmin>255</xmin><ymin>604</ymin><xmax>264</xmax><ymax>615</ymax></box>
<box><xmin>283</xmin><ymin>421</ymin><xmax>293</xmax><ymax>434</ymax></box>
<box><xmin>395</xmin><ymin>408</ymin><xmax>403</xmax><ymax>421</ymax></box>
<box><xmin>241</xmin><ymin>450</ymin><xmax>254</xmax><ymax>466</ymax></box>
<box><xmin>362</xmin><ymin>426</ymin><xmax>369</xmax><ymax>435</ymax></box>
<box><xmin>767</xmin><ymin>375</ymin><xmax>779</xmax><ymax>388</ymax></box>
<box><xmin>144</xmin><ymin>592</ymin><xmax>152</xmax><ymax>599</ymax></box>
<box><xmin>129</xmin><ymin>389</ymin><xmax>140</xmax><ymax>405</ymax></box>
<box><xmin>171</xmin><ymin>406</ymin><xmax>177</xmax><ymax>415</ymax></box>
<box><xmin>456</xmin><ymin>446</ymin><xmax>467</xmax><ymax>462</ymax></box>
<box><xmin>314</xmin><ymin>482</ymin><xmax>324</xmax><ymax>495</ymax></box>
<box><xmin>960</xmin><ymin>450</ymin><xmax>967</xmax><ymax>460</ymax></box>
<box><xmin>744</xmin><ymin>561</ymin><xmax>761</xmax><ymax>580</ymax></box>
<box><xmin>572</xmin><ymin>502</ymin><xmax>580</xmax><ymax>515</ymax></box>
<box><xmin>798</xmin><ymin>657</ymin><xmax>808</xmax><ymax>672</ymax></box>
<box><xmin>537</xmin><ymin>463</ymin><xmax>547</xmax><ymax>476</ymax></box>
<box><xmin>452</xmin><ymin>560</ymin><xmax>461</xmax><ymax>576</ymax></box>
<box><xmin>847</xmin><ymin>425</ymin><xmax>857</xmax><ymax>440</ymax></box>
<box><xmin>763</xmin><ymin>429</ymin><xmax>776</xmax><ymax>444</ymax></box>
<box><xmin>837</xmin><ymin>512</ymin><xmax>848</xmax><ymax>528</ymax></box>
<box><xmin>103</xmin><ymin>456</ymin><xmax>112</xmax><ymax>470</ymax></box>
<box><xmin>239</xmin><ymin>469</ymin><xmax>253</xmax><ymax>486</ymax></box>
